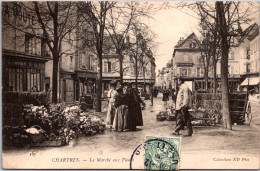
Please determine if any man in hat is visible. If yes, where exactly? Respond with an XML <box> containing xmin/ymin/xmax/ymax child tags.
<box><xmin>173</xmin><ymin>76</ymin><xmax>193</xmax><ymax>136</ymax></box>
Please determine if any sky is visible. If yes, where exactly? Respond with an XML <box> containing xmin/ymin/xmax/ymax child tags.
<box><xmin>145</xmin><ymin>3</ymin><xmax>200</xmax><ymax>73</ymax></box>
<box><xmin>144</xmin><ymin>1</ymin><xmax>260</xmax><ymax>74</ymax></box>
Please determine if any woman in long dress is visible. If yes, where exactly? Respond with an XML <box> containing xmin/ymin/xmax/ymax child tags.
<box><xmin>113</xmin><ymin>83</ymin><xmax>130</xmax><ymax>131</ymax></box>
<box><xmin>106</xmin><ymin>81</ymin><xmax>118</xmax><ymax>128</ymax></box>
<box><xmin>128</xmin><ymin>86</ymin><xmax>145</xmax><ymax>131</ymax></box>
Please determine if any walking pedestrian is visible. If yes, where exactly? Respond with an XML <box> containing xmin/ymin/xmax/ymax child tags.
<box><xmin>173</xmin><ymin>77</ymin><xmax>193</xmax><ymax>136</ymax></box>
<box><xmin>105</xmin><ymin>80</ymin><xmax>118</xmax><ymax>129</ymax></box>
<box><xmin>162</xmin><ymin>88</ymin><xmax>169</xmax><ymax>105</ymax></box>
<box><xmin>171</xmin><ymin>88</ymin><xmax>175</xmax><ymax>102</ymax></box>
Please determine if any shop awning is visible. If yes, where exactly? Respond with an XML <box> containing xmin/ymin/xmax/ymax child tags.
<box><xmin>241</xmin><ymin>77</ymin><xmax>260</xmax><ymax>86</ymax></box>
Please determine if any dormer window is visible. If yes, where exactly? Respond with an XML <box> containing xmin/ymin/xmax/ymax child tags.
<box><xmin>189</xmin><ymin>42</ymin><xmax>196</xmax><ymax>49</ymax></box>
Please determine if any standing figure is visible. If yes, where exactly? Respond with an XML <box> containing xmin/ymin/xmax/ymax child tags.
<box><xmin>128</xmin><ymin>84</ymin><xmax>145</xmax><ymax>131</ymax></box>
<box><xmin>113</xmin><ymin>83</ymin><xmax>130</xmax><ymax>131</ymax></box>
<box><xmin>106</xmin><ymin>80</ymin><xmax>118</xmax><ymax>128</ymax></box>
<box><xmin>171</xmin><ymin>88</ymin><xmax>175</xmax><ymax>102</ymax></box>
<box><xmin>162</xmin><ymin>88</ymin><xmax>169</xmax><ymax>105</ymax></box>
<box><xmin>173</xmin><ymin>77</ymin><xmax>193</xmax><ymax>136</ymax></box>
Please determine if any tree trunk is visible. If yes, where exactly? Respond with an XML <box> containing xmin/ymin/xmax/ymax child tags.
<box><xmin>135</xmin><ymin>57</ymin><xmax>138</xmax><ymax>90</ymax></box>
<box><xmin>216</xmin><ymin>1</ymin><xmax>232</xmax><ymax>130</ymax></box>
<box><xmin>213</xmin><ymin>60</ymin><xmax>217</xmax><ymax>93</ymax></box>
<box><xmin>119</xmin><ymin>55</ymin><xmax>123</xmax><ymax>85</ymax></box>
<box><xmin>52</xmin><ymin>57</ymin><xmax>59</xmax><ymax>103</ymax></box>
<box><xmin>143</xmin><ymin>67</ymin><xmax>146</xmax><ymax>93</ymax></box>
<box><xmin>96</xmin><ymin>54</ymin><xmax>103</xmax><ymax>112</ymax></box>
<box><xmin>205</xmin><ymin>71</ymin><xmax>208</xmax><ymax>92</ymax></box>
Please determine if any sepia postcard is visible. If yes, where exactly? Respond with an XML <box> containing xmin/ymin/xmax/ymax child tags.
<box><xmin>2</xmin><ymin>1</ymin><xmax>260</xmax><ymax>169</ymax></box>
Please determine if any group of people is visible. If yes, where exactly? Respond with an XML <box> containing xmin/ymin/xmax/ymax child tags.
<box><xmin>106</xmin><ymin>80</ymin><xmax>145</xmax><ymax>132</ymax></box>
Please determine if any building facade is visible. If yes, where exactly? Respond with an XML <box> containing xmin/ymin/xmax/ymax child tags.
<box><xmin>57</xmin><ymin>14</ymin><xmax>98</xmax><ymax>103</ymax></box>
<box><xmin>2</xmin><ymin>3</ymin><xmax>50</xmax><ymax>93</ymax></box>
<box><xmin>240</xmin><ymin>23</ymin><xmax>260</xmax><ymax>93</ymax></box>
<box><xmin>102</xmin><ymin>34</ymin><xmax>156</xmax><ymax>97</ymax></box>
<box><xmin>172</xmin><ymin>33</ymin><xmax>206</xmax><ymax>91</ymax></box>
<box><xmin>2</xmin><ymin>2</ymin><xmax>98</xmax><ymax>103</ymax></box>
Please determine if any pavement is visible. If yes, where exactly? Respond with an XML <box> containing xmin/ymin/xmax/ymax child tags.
<box><xmin>2</xmin><ymin>93</ymin><xmax>260</xmax><ymax>169</ymax></box>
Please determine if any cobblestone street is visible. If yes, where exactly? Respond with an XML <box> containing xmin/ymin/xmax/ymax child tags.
<box><xmin>3</xmin><ymin>93</ymin><xmax>260</xmax><ymax>169</ymax></box>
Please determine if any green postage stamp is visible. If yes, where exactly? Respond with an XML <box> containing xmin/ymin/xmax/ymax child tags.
<box><xmin>144</xmin><ymin>136</ymin><xmax>181</xmax><ymax>170</ymax></box>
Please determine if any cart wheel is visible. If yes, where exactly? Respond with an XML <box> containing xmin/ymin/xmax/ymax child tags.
<box><xmin>244</xmin><ymin>102</ymin><xmax>252</xmax><ymax>125</ymax></box>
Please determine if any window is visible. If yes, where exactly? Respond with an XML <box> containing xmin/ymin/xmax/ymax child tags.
<box><xmin>104</xmin><ymin>82</ymin><xmax>109</xmax><ymax>91</ymax></box>
<box><xmin>189</xmin><ymin>42</ymin><xmax>196</xmax><ymax>49</ymax></box>
<box><xmin>182</xmin><ymin>68</ymin><xmax>188</xmax><ymax>76</ymax></box>
<box><xmin>70</xmin><ymin>56</ymin><xmax>73</xmax><ymax>69</ymax></box>
<box><xmin>104</xmin><ymin>61</ymin><xmax>111</xmax><ymax>72</ymax></box>
<box><xmin>82</xmin><ymin>53</ymin><xmax>86</xmax><ymax>68</ymax></box>
<box><xmin>197</xmin><ymin>67</ymin><xmax>201</xmax><ymax>77</ymax></box>
<box><xmin>89</xmin><ymin>55</ymin><xmax>93</xmax><ymax>70</ymax></box>
<box><xmin>246</xmin><ymin>63</ymin><xmax>250</xmax><ymax>73</ymax></box>
<box><xmin>229</xmin><ymin>51</ymin><xmax>234</xmax><ymax>60</ymax></box>
<box><xmin>80</xmin><ymin>53</ymin><xmax>86</xmax><ymax>68</ymax></box>
<box><xmin>107</xmin><ymin>61</ymin><xmax>111</xmax><ymax>72</ymax></box>
<box><xmin>41</xmin><ymin>39</ymin><xmax>50</xmax><ymax>56</ymax></box>
<box><xmin>246</xmin><ymin>49</ymin><xmax>250</xmax><ymax>59</ymax></box>
<box><xmin>139</xmin><ymin>68</ymin><xmax>143</xmax><ymax>76</ymax></box>
<box><xmin>7</xmin><ymin>67</ymin><xmax>42</xmax><ymax>91</ymax></box>
<box><xmin>25</xmin><ymin>34</ymin><xmax>36</xmax><ymax>55</ymax></box>
<box><xmin>228</xmin><ymin>65</ymin><xmax>233</xmax><ymax>74</ymax></box>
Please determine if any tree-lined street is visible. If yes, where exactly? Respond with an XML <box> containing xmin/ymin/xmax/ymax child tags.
<box><xmin>2</xmin><ymin>1</ymin><xmax>260</xmax><ymax>169</ymax></box>
<box><xmin>3</xmin><ymin>94</ymin><xmax>260</xmax><ymax>169</ymax></box>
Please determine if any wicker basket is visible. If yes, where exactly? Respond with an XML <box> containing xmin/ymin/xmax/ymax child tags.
<box><xmin>27</xmin><ymin>125</ymin><xmax>46</xmax><ymax>143</ymax></box>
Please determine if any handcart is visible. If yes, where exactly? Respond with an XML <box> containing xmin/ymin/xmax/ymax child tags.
<box><xmin>230</xmin><ymin>92</ymin><xmax>252</xmax><ymax>125</ymax></box>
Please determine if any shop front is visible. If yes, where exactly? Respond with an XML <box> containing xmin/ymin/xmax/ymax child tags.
<box><xmin>240</xmin><ymin>74</ymin><xmax>260</xmax><ymax>94</ymax></box>
<box><xmin>60</xmin><ymin>71</ymin><xmax>75</xmax><ymax>103</ymax></box>
<box><xmin>75</xmin><ymin>71</ymin><xmax>97</xmax><ymax>101</ymax></box>
<box><xmin>2</xmin><ymin>50</ymin><xmax>49</xmax><ymax>92</ymax></box>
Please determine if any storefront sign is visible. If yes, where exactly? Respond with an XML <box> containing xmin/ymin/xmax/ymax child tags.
<box><xmin>77</xmin><ymin>72</ymin><xmax>97</xmax><ymax>79</ymax></box>
<box><xmin>176</xmin><ymin>63</ymin><xmax>193</xmax><ymax>67</ymax></box>
<box><xmin>3</xmin><ymin>3</ymin><xmax>35</xmax><ymax>27</ymax></box>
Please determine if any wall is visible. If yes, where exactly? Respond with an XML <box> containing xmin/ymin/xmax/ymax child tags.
<box><xmin>250</xmin><ymin>35</ymin><xmax>260</xmax><ymax>73</ymax></box>
<box><xmin>173</xmin><ymin>50</ymin><xmax>203</xmax><ymax>77</ymax></box>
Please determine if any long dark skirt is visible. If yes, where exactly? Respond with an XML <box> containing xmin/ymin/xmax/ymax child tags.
<box><xmin>128</xmin><ymin>103</ymin><xmax>143</xmax><ymax>130</ymax></box>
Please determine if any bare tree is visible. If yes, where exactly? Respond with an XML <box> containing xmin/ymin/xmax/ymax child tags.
<box><xmin>199</xmin><ymin>25</ymin><xmax>217</xmax><ymax>92</ymax></box>
<box><xmin>2</xmin><ymin>2</ymin><xmax>80</xmax><ymax>103</ymax></box>
<box><xmin>77</xmin><ymin>1</ymin><xmax>116</xmax><ymax>112</ymax></box>
<box><xmin>174</xmin><ymin>1</ymin><xmax>258</xmax><ymax>129</ymax></box>
<box><xmin>127</xmin><ymin>21</ymin><xmax>157</xmax><ymax>90</ymax></box>
<box><xmin>33</xmin><ymin>2</ymin><xmax>80</xmax><ymax>103</ymax></box>
<box><xmin>105</xmin><ymin>2</ymin><xmax>153</xmax><ymax>84</ymax></box>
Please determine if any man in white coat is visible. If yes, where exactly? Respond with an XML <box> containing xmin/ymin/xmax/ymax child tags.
<box><xmin>173</xmin><ymin>77</ymin><xmax>193</xmax><ymax>136</ymax></box>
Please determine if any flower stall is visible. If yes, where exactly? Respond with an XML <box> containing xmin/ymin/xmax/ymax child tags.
<box><xmin>3</xmin><ymin>103</ymin><xmax>106</xmax><ymax>148</ymax></box>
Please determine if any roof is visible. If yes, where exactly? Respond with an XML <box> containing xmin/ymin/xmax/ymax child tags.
<box><xmin>241</xmin><ymin>77</ymin><xmax>260</xmax><ymax>86</ymax></box>
<box><xmin>172</xmin><ymin>33</ymin><xmax>202</xmax><ymax>58</ymax></box>
<box><xmin>174</xmin><ymin>33</ymin><xmax>200</xmax><ymax>48</ymax></box>
<box><xmin>240</xmin><ymin>23</ymin><xmax>259</xmax><ymax>42</ymax></box>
